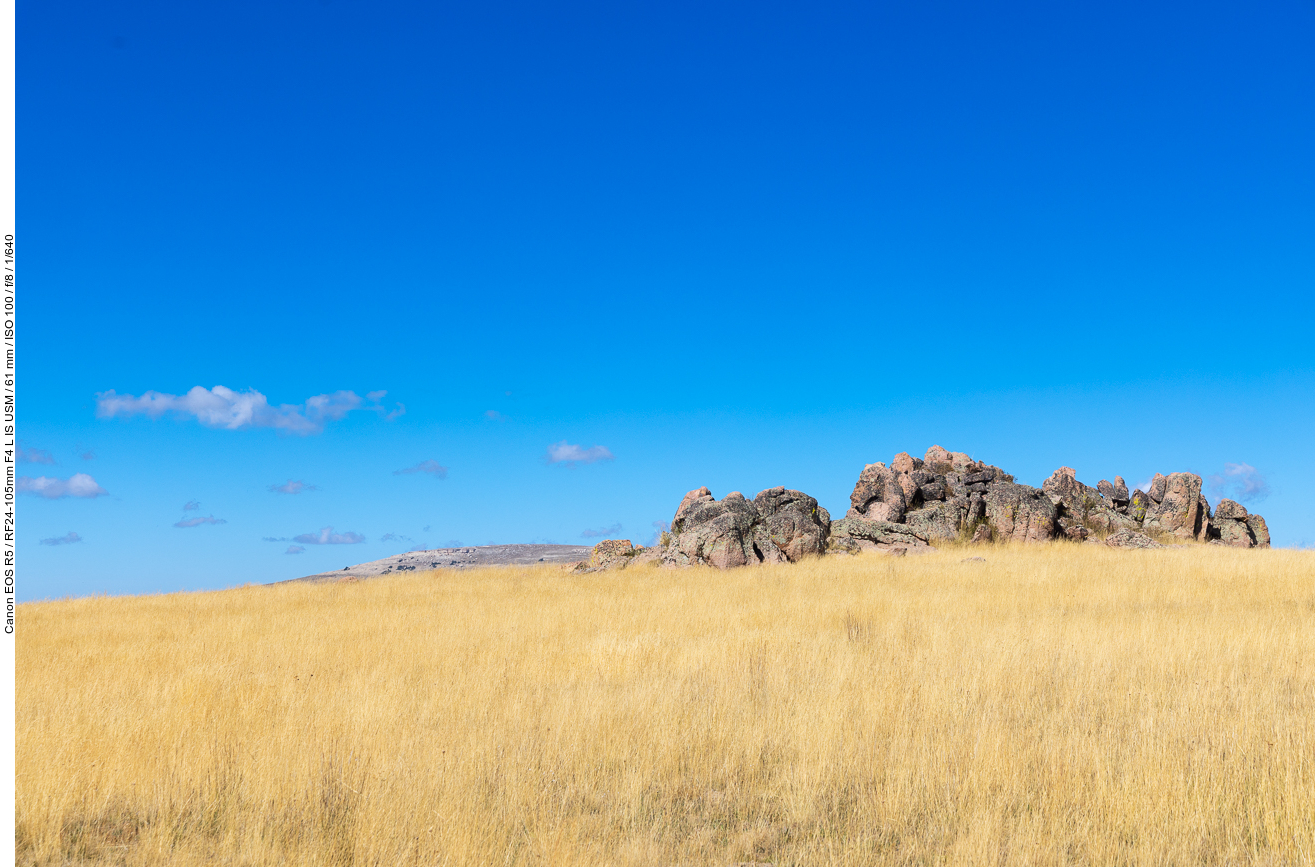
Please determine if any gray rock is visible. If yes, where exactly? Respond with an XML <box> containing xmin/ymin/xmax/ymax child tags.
<box><xmin>918</xmin><ymin>480</ymin><xmax>946</xmax><ymax>502</ymax></box>
<box><xmin>1127</xmin><ymin>489</ymin><xmax>1153</xmax><ymax>523</ymax></box>
<box><xmin>1142</xmin><ymin>473</ymin><xmax>1206</xmax><ymax>541</ymax></box>
<box><xmin>1246</xmin><ymin>514</ymin><xmax>1271</xmax><ymax>548</ymax></box>
<box><xmin>1213</xmin><ymin>517</ymin><xmax>1256</xmax><ymax>548</ymax></box>
<box><xmin>1105</xmin><ymin>529</ymin><xmax>1164</xmax><ymax>549</ymax></box>
<box><xmin>903</xmin><ymin>499</ymin><xmax>967</xmax><ymax>542</ymax></box>
<box><xmin>1112</xmin><ymin>476</ymin><xmax>1130</xmax><ymax>504</ymax></box>
<box><xmin>752</xmin><ymin>486</ymin><xmax>832</xmax><ymax>562</ymax></box>
<box><xmin>830</xmin><ymin>516</ymin><xmax>930</xmax><ymax>550</ymax></box>
<box><xmin>970</xmin><ymin>523</ymin><xmax>992</xmax><ymax>544</ymax></box>
<box><xmin>983</xmin><ymin>482</ymin><xmax>1057</xmax><ymax>543</ymax></box>
<box><xmin>1097</xmin><ymin>479</ymin><xmax>1116</xmax><ymax>500</ymax></box>
<box><xmin>1056</xmin><ymin>514</ymin><xmax>1091</xmax><ymax>541</ymax></box>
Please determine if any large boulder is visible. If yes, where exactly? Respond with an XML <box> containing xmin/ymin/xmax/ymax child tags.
<box><xmin>1126</xmin><ymin>489</ymin><xmax>1153</xmax><ymax>523</ymax></box>
<box><xmin>753</xmin><ymin>487</ymin><xmax>831</xmax><ymax>562</ymax></box>
<box><xmin>849</xmin><ymin>462</ymin><xmax>908</xmax><ymax>522</ymax></box>
<box><xmin>830</xmin><ymin>516</ymin><xmax>931</xmax><ymax>552</ymax></box>
<box><xmin>1042</xmin><ymin>466</ymin><xmax>1131</xmax><ymax>538</ymax></box>
<box><xmin>664</xmin><ymin>486</ymin><xmax>831</xmax><ymax>568</ymax></box>
<box><xmin>1214</xmin><ymin>499</ymin><xmax>1248</xmax><ymax>521</ymax></box>
<box><xmin>1213</xmin><ymin>517</ymin><xmax>1256</xmax><ymax>548</ymax></box>
<box><xmin>984</xmin><ymin>482</ymin><xmax>1057</xmax><ymax>543</ymax></box>
<box><xmin>1142</xmin><ymin>473</ymin><xmax>1206</xmax><ymax>540</ymax></box>
<box><xmin>1246</xmin><ymin>514</ymin><xmax>1271</xmax><ymax>548</ymax></box>
<box><xmin>1105</xmin><ymin>529</ymin><xmax>1164</xmax><ymax>550</ymax></box>
<box><xmin>903</xmin><ymin>499</ymin><xmax>968</xmax><ymax>542</ymax></box>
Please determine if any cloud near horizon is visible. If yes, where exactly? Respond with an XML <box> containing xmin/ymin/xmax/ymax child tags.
<box><xmin>292</xmin><ymin>527</ymin><xmax>366</xmax><ymax>545</ymax></box>
<box><xmin>40</xmin><ymin>531</ymin><xmax>82</xmax><ymax>546</ymax></box>
<box><xmin>581</xmin><ymin>522</ymin><xmax>623</xmax><ymax>539</ymax></box>
<box><xmin>95</xmin><ymin>386</ymin><xmax>386</xmax><ymax>435</ymax></box>
<box><xmin>1207</xmin><ymin>462</ymin><xmax>1271</xmax><ymax>504</ymax></box>
<box><xmin>545</xmin><ymin>441</ymin><xmax>614</xmax><ymax>466</ymax></box>
<box><xmin>18</xmin><ymin>473</ymin><xmax>108</xmax><ymax>499</ymax></box>
<box><xmin>174</xmin><ymin>515</ymin><xmax>227</xmax><ymax>528</ymax></box>
<box><xmin>269</xmin><ymin>479</ymin><xmax>318</xmax><ymax>495</ymax></box>
<box><xmin>285</xmin><ymin>545</ymin><xmax>305</xmax><ymax>555</ymax></box>
<box><xmin>17</xmin><ymin>444</ymin><xmax>56</xmax><ymax>464</ymax></box>
<box><xmin>394</xmin><ymin>459</ymin><xmax>449</xmax><ymax>479</ymax></box>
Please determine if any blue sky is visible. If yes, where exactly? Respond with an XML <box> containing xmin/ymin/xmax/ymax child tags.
<box><xmin>19</xmin><ymin>0</ymin><xmax>1315</xmax><ymax>599</ymax></box>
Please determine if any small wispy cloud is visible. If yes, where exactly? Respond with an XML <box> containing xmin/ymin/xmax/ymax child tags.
<box><xmin>40</xmin><ymin>531</ymin><xmax>82</xmax><ymax>546</ymax></box>
<box><xmin>545</xmin><ymin>441</ymin><xmax>614</xmax><ymax>467</ymax></box>
<box><xmin>581</xmin><ymin>522</ymin><xmax>624</xmax><ymax>539</ymax></box>
<box><xmin>485</xmin><ymin>410</ymin><xmax>504</xmax><ymax>421</ymax></box>
<box><xmin>394</xmin><ymin>460</ymin><xmax>449</xmax><ymax>479</ymax></box>
<box><xmin>1207</xmin><ymin>462</ymin><xmax>1271</xmax><ymax>504</ymax></box>
<box><xmin>366</xmin><ymin>390</ymin><xmax>406</xmax><ymax>421</ymax></box>
<box><xmin>262</xmin><ymin>536</ymin><xmax>286</xmax><ymax>542</ymax></box>
<box><xmin>183</xmin><ymin>500</ymin><xmax>201</xmax><ymax>511</ymax></box>
<box><xmin>80</xmin><ymin>450</ymin><xmax>96</xmax><ymax>461</ymax></box>
<box><xmin>285</xmin><ymin>545</ymin><xmax>305</xmax><ymax>555</ymax></box>
<box><xmin>17</xmin><ymin>444</ymin><xmax>56</xmax><ymax>465</ymax></box>
<box><xmin>269</xmin><ymin>479</ymin><xmax>318</xmax><ymax>495</ymax></box>
<box><xmin>18</xmin><ymin>474</ymin><xmax>108</xmax><ymax>499</ymax></box>
<box><xmin>380</xmin><ymin>532</ymin><xmax>415</xmax><ymax>544</ymax></box>
<box><xmin>174</xmin><ymin>515</ymin><xmax>227</xmax><ymax>528</ymax></box>
<box><xmin>96</xmin><ymin>386</ymin><xmax>368</xmax><ymax>435</ymax></box>
<box><xmin>292</xmin><ymin>526</ymin><xmax>366</xmax><ymax>545</ymax></box>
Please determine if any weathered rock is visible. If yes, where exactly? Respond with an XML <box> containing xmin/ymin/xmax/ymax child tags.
<box><xmin>1148</xmin><ymin>473</ymin><xmax>1167</xmax><ymax>504</ymax></box>
<box><xmin>1142</xmin><ymin>473</ymin><xmax>1206</xmax><ymax>541</ymax></box>
<box><xmin>1213</xmin><ymin>517</ymin><xmax>1256</xmax><ymax>548</ymax></box>
<box><xmin>896</xmin><ymin>472</ymin><xmax>920</xmax><ymax>506</ymax></box>
<box><xmin>1246</xmin><ymin>514</ymin><xmax>1271</xmax><ymax>548</ymax></box>
<box><xmin>903</xmin><ymin>499</ymin><xmax>967</xmax><ymax>542</ymax></box>
<box><xmin>984</xmin><ymin>482</ymin><xmax>1057</xmax><ymax>543</ymax></box>
<box><xmin>663</xmin><ymin>486</ymin><xmax>831</xmax><ymax>568</ymax></box>
<box><xmin>1195</xmin><ymin>496</ymin><xmax>1212</xmax><ymax>543</ymax></box>
<box><xmin>830</xmin><ymin>516</ymin><xmax>930</xmax><ymax>551</ymax></box>
<box><xmin>971</xmin><ymin>524</ymin><xmax>992</xmax><ymax>544</ymax></box>
<box><xmin>1097</xmin><ymin>479</ymin><xmax>1116</xmax><ymax>501</ymax></box>
<box><xmin>849</xmin><ymin>462</ymin><xmax>907</xmax><ymax>522</ymax></box>
<box><xmin>1112</xmin><ymin>476</ymin><xmax>1130</xmax><ymax>504</ymax></box>
<box><xmin>1105</xmin><ymin>529</ymin><xmax>1164</xmax><ymax>549</ymax></box>
<box><xmin>1127</xmin><ymin>489</ymin><xmax>1152</xmax><ymax>523</ymax></box>
<box><xmin>918</xmin><ymin>480</ymin><xmax>946</xmax><ymax>501</ymax></box>
<box><xmin>1056</xmin><ymin>515</ymin><xmax>1091</xmax><ymax>541</ymax></box>
<box><xmin>1214</xmin><ymin>499</ymin><xmax>1248</xmax><ymax>521</ymax></box>
<box><xmin>891</xmin><ymin>452</ymin><xmax>923</xmax><ymax>474</ymax></box>
<box><xmin>752</xmin><ymin>487</ymin><xmax>831</xmax><ymax>562</ymax></box>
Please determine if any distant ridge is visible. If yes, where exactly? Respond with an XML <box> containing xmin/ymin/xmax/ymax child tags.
<box><xmin>275</xmin><ymin>544</ymin><xmax>593</xmax><ymax>584</ymax></box>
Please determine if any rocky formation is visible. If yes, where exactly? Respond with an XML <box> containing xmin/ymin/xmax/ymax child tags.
<box><xmin>652</xmin><ymin>486</ymin><xmax>831</xmax><ymax>568</ymax></box>
<box><xmin>595</xmin><ymin>445</ymin><xmax>1271</xmax><ymax>572</ymax></box>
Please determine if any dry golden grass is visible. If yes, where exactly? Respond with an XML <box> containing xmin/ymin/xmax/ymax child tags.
<box><xmin>17</xmin><ymin>546</ymin><xmax>1315</xmax><ymax>866</ymax></box>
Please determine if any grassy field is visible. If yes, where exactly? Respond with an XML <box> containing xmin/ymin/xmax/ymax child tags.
<box><xmin>17</xmin><ymin>545</ymin><xmax>1315</xmax><ymax>866</ymax></box>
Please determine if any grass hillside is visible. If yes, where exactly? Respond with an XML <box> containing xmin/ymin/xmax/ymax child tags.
<box><xmin>18</xmin><ymin>547</ymin><xmax>1315</xmax><ymax>866</ymax></box>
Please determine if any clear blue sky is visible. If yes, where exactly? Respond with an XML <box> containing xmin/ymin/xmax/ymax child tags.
<box><xmin>19</xmin><ymin>0</ymin><xmax>1315</xmax><ymax>599</ymax></box>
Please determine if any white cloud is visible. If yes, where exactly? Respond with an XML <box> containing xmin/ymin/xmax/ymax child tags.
<box><xmin>17</xmin><ymin>444</ymin><xmax>55</xmax><ymax>464</ymax></box>
<box><xmin>95</xmin><ymin>386</ymin><xmax>367</xmax><ymax>435</ymax></box>
<box><xmin>581</xmin><ymin>522</ymin><xmax>623</xmax><ymax>538</ymax></box>
<box><xmin>545</xmin><ymin>441</ymin><xmax>615</xmax><ymax>466</ymax></box>
<box><xmin>40</xmin><ymin>531</ymin><xmax>82</xmax><ymax>546</ymax></box>
<box><xmin>18</xmin><ymin>473</ymin><xmax>108</xmax><ymax>499</ymax></box>
<box><xmin>394</xmin><ymin>460</ymin><xmax>449</xmax><ymax>479</ymax></box>
<box><xmin>365</xmin><ymin>390</ymin><xmax>405</xmax><ymax>420</ymax></box>
<box><xmin>1207</xmin><ymin>462</ymin><xmax>1271</xmax><ymax>504</ymax></box>
<box><xmin>174</xmin><ymin>515</ymin><xmax>227</xmax><ymax>528</ymax></box>
<box><xmin>269</xmin><ymin>480</ymin><xmax>318</xmax><ymax>495</ymax></box>
<box><xmin>292</xmin><ymin>526</ymin><xmax>366</xmax><ymax>545</ymax></box>
<box><xmin>183</xmin><ymin>500</ymin><xmax>201</xmax><ymax>511</ymax></box>
<box><xmin>285</xmin><ymin>545</ymin><xmax>305</xmax><ymax>555</ymax></box>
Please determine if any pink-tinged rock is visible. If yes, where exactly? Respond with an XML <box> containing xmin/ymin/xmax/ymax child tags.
<box><xmin>865</xmin><ymin>502</ymin><xmax>899</xmax><ymax>523</ymax></box>
<box><xmin>923</xmin><ymin>445</ymin><xmax>953</xmax><ymax>471</ymax></box>
<box><xmin>1148</xmin><ymin>473</ymin><xmax>1167</xmax><ymax>504</ymax></box>
<box><xmin>1214</xmin><ymin>499</ymin><xmax>1248</xmax><ymax>521</ymax></box>
<box><xmin>849</xmin><ymin>462</ymin><xmax>907</xmax><ymax>522</ymax></box>
<box><xmin>984</xmin><ymin>482</ymin><xmax>1057</xmax><ymax>543</ymax></box>
<box><xmin>1142</xmin><ymin>473</ymin><xmax>1205</xmax><ymax>540</ymax></box>
<box><xmin>674</xmin><ymin>486</ymin><xmax>714</xmax><ymax>526</ymax></box>
<box><xmin>891</xmin><ymin>452</ymin><xmax>923</xmax><ymax>474</ymax></box>
<box><xmin>897</xmin><ymin>472</ymin><xmax>919</xmax><ymax>503</ymax></box>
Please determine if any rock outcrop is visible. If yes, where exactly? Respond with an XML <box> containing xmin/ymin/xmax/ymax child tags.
<box><xmin>658</xmin><ymin>486</ymin><xmax>831</xmax><ymax>568</ymax></box>
<box><xmin>639</xmin><ymin>445</ymin><xmax>1271</xmax><ymax>570</ymax></box>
